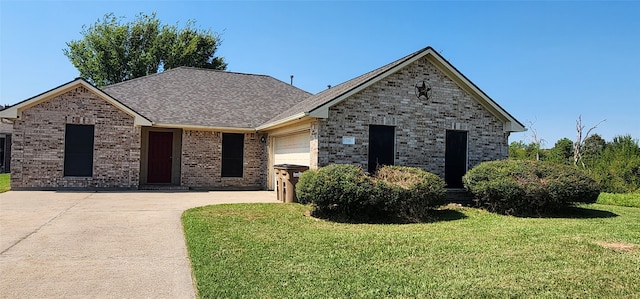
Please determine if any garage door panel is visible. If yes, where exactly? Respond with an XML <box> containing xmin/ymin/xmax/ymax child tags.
<box><xmin>274</xmin><ymin>132</ymin><xmax>310</xmax><ymax>166</ymax></box>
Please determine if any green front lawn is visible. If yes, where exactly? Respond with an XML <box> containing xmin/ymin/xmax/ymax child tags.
<box><xmin>183</xmin><ymin>203</ymin><xmax>640</xmax><ymax>298</ymax></box>
<box><xmin>597</xmin><ymin>192</ymin><xmax>640</xmax><ymax>208</ymax></box>
<box><xmin>0</xmin><ymin>173</ymin><xmax>9</xmax><ymax>193</ymax></box>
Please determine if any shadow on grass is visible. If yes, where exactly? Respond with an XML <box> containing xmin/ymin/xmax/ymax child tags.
<box><xmin>310</xmin><ymin>208</ymin><xmax>467</xmax><ymax>225</ymax></box>
<box><xmin>518</xmin><ymin>206</ymin><xmax>619</xmax><ymax>219</ymax></box>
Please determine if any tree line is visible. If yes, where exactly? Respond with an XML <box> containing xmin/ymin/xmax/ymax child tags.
<box><xmin>509</xmin><ymin>134</ymin><xmax>640</xmax><ymax>193</ymax></box>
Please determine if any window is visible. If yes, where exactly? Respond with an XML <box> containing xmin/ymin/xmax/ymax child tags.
<box><xmin>221</xmin><ymin>133</ymin><xmax>244</xmax><ymax>177</ymax></box>
<box><xmin>64</xmin><ymin>124</ymin><xmax>94</xmax><ymax>177</ymax></box>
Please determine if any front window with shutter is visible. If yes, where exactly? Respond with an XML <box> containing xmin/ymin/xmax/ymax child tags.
<box><xmin>221</xmin><ymin>133</ymin><xmax>244</xmax><ymax>177</ymax></box>
<box><xmin>64</xmin><ymin>124</ymin><xmax>95</xmax><ymax>177</ymax></box>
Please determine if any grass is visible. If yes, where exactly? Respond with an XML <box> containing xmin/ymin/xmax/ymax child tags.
<box><xmin>0</xmin><ymin>173</ymin><xmax>9</xmax><ymax>193</ymax></box>
<box><xmin>183</xmin><ymin>203</ymin><xmax>640</xmax><ymax>298</ymax></box>
<box><xmin>597</xmin><ymin>192</ymin><xmax>640</xmax><ymax>208</ymax></box>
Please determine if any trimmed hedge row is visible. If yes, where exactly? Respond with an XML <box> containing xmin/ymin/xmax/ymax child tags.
<box><xmin>463</xmin><ymin>160</ymin><xmax>600</xmax><ymax>215</ymax></box>
<box><xmin>296</xmin><ymin>164</ymin><xmax>446</xmax><ymax>221</ymax></box>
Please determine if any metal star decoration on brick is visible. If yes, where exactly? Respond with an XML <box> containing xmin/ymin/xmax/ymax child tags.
<box><xmin>415</xmin><ymin>80</ymin><xmax>431</xmax><ymax>100</ymax></box>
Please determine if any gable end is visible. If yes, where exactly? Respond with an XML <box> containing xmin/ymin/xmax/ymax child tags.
<box><xmin>0</xmin><ymin>79</ymin><xmax>152</xmax><ymax>126</ymax></box>
<box><xmin>307</xmin><ymin>47</ymin><xmax>525</xmax><ymax>133</ymax></box>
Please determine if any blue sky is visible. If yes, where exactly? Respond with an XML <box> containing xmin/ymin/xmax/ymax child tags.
<box><xmin>1</xmin><ymin>1</ymin><xmax>638</xmax><ymax>146</ymax></box>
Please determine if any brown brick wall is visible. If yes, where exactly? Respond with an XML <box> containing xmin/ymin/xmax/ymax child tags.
<box><xmin>316</xmin><ymin>56</ymin><xmax>508</xmax><ymax>177</ymax></box>
<box><xmin>11</xmin><ymin>86</ymin><xmax>141</xmax><ymax>189</ymax></box>
<box><xmin>180</xmin><ymin>130</ymin><xmax>266</xmax><ymax>189</ymax></box>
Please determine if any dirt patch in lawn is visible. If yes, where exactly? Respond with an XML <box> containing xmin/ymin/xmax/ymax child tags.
<box><xmin>595</xmin><ymin>241</ymin><xmax>638</xmax><ymax>252</ymax></box>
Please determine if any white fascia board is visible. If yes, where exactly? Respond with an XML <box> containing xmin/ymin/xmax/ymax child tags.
<box><xmin>0</xmin><ymin>108</ymin><xmax>16</xmax><ymax>119</ymax></box>
<box><xmin>504</xmin><ymin>122</ymin><xmax>527</xmax><ymax>133</ymax></box>
<box><xmin>308</xmin><ymin>108</ymin><xmax>328</xmax><ymax>118</ymax></box>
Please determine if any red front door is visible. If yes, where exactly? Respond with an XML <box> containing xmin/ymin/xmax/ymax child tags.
<box><xmin>147</xmin><ymin>131</ymin><xmax>173</xmax><ymax>184</ymax></box>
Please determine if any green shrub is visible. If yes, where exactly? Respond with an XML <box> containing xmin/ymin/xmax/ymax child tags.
<box><xmin>296</xmin><ymin>164</ymin><xmax>373</xmax><ymax>217</ymax></box>
<box><xmin>463</xmin><ymin>160</ymin><xmax>600</xmax><ymax>215</ymax></box>
<box><xmin>544</xmin><ymin>164</ymin><xmax>601</xmax><ymax>205</ymax></box>
<box><xmin>373</xmin><ymin>166</ymin><xmax>446</xmax><ymax>220</ymax></box>
<box><xmin>296</xmin><ymin>169</ymin><xmax>319</xmax><ymax>205</ymax></box>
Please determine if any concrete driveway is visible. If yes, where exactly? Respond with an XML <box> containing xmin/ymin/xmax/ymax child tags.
<box><xmin>0</xmin><ymin>190</ymin><xmax>279</xmax><ymax>299</ymax></box>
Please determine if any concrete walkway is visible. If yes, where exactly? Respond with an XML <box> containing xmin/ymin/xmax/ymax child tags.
<box><xmin>0</xmin><ymin>190</ymin><xmax>279</xmax><ymax>299</ymax></box>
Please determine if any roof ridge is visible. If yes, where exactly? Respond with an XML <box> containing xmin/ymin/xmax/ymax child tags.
<box><xmin>172</xmin><ymin>66</ymin><xmax>273</xmax><ymax>77</ymax></box>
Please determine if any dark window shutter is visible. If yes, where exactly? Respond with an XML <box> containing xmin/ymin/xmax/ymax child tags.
<box><xmin>368</xmin><ymin>125</ymin><xmax>395</xmax><ymax>173</ymax></box>
<box><xmin>64</xmin><ymin>124</ymin><xmax>94</xmax><ymax>177</ymax></box>
<box><xmin>4</xmin><ymin>134</ymin><xmax>10</xmax><ymax>173</ymax></box>
<box><xmin>0</xmin><ymin>137</ymin><xmax>5</xmax><ymax>172</ymax></box>
<box><xmin>221</xmin><ymin>133</ymin><xmax>244</xmax><ymax>177</ymax></box>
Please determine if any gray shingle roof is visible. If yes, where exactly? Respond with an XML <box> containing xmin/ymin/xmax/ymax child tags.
<box><xmin>102</xmin><ymin>67</ymin><xmax>312</xmax><ymax>129</ymax></box>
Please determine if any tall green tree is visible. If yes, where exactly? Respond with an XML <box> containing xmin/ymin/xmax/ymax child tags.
<box><xmin>582</xmin><ymin>133</ymin><xmax>607</xmax><ymax>168</ymax></box>
<box><xmin>509</xmin><ymin>141</ymin><xmax>547</xmax><ymax>161</ymax></box>
<box><xmin>547</xmin><ymin>138</ymin><xmax>574</xmax><ymax>165</ymax></box>
<box><xmin>64</xmin><ymin>13</ymin><xmax>226</xmax><ymax>86</ymax></box>
<box><xmin>592</xmin><ymin>135</ymin><xmax>640</xmax><ymax>193</ymax></box>
<box><xmin>509</xmin><ymin>141</ymin><xmax>528</xmax><ymax>160</ymax></box>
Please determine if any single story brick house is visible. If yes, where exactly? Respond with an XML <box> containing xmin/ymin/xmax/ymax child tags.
<box><xmin>0</xmin><ymin>46</ymin><xmax>525</xmax><ymax>190</ymax></box>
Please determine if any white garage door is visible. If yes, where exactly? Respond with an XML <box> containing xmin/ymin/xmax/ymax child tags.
<box><xmin>273</xmin><ymin>131</ymin><xmax>310</xmax><ymax>166</ymax></box>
